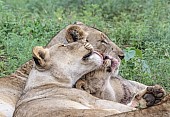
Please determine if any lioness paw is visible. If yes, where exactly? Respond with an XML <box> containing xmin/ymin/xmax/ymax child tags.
<box><xmin>129</xmin><ymin>85</ymin><xmax>166</xmax><ymax>108</ymax></box>
<box><xmin>84</xmin><ymin>43</ymin><xmax>94</xmax><ymax>51</ymax></box>
<box><xmin>144</xmin><ymin>85</ymin><xmax>166</xmax><ymax>106</ymax></box>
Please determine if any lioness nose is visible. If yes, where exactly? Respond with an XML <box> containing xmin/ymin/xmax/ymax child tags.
<box><xmin>118</xmin><ymin>54</ymin><xmax>124</xmax><ymax>60</ymax></box>
<box><xmin>118</xmin><ymin>51</ymin><xmax>125</xmax><ymax>60</ymax></box>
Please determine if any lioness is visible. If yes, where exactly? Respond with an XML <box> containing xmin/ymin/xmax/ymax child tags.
<box><xmin>0</xmin><ymin>60</ymin><xmax>33</xmax><ymax>117</ymax></box>
<box><xmin>0</xmin><ymin>22</ymin><xmax>167</xmax><ymax>116</ymax></box>
<box><xmin>13</xmin><ymin>42</ymin><xmax>135</xmax><ymax>117</ymax></box>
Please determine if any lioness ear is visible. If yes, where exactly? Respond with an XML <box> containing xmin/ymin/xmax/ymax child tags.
<box><xmin>65</xmin><ymin>25</ymin><xmax>87</xmax><ymax>43</ymax></box>
<box><xmin>32</xmin><ymin>46</ymin><xmax>50</xmax><ymax>68</ymax></box>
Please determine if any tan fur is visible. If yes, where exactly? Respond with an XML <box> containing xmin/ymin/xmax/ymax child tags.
<box><xmin>75</xmin><ymin>57</ymin><xmax>120</xmax><ymax>101</ymax></box>
<box><xmin>13</xmin><ymin>42</ymin><xmax>135</xmax><ymax>117</ymax></box>
<box><xmin>76</xmin><ymin>73</ymin><xmax>166</xmax><ymax>108</ymax></box>
<box><xmin>65</xmin><ymin>25</ymin><xmax>87</xmax><ymax>43</ymax></box>
<box><xmin>110</xmin><ymin>94</ymin><xmax>170</xmax><ymax>117</ymax></box>
<box><xmin>15</xmin><ymin>94</ymin><xmax>170</xmax><ymax>117</ymax></box>
<box><xmin>47</xmin><ymin>23</ymin><xmax>124</xmax><ymax>60</ymax></box>
<box><xmin>0</xmin><ymin>22</ymin><xmax>167</xmax><ymax>116</ymax></box>
<box><xmin>0</xmin><ymin>23</ymin><xmax>125</xmax><ymax>116</ymax></box>
<box><xmin>0</xmin><ymin>60</ymin><xmax>33</xmax><ymax>117</ymax></box>
<box><xmin>75</xmin><ymin>73</ymin><xmax>145</xmax><ymax>104</ymax></box>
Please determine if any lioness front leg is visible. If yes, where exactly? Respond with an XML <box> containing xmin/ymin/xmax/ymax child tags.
<box><xmin>128</xmin><ymin>85</ymin><xmax>166</xmax><ymax>108</ymax></box>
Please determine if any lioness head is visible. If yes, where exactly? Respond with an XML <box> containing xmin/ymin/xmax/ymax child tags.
<box><xmin>47</xmin><ymin>23</ymin><xmax>124</xmax><ymax>61</ymax></box>
<box><xmin>25</xmin><ymin>42</ymin><xmax>103</xmax><ymax>91</ymax></box>
<box><xmin>65</xmin><ymin>24</ymin><xmax>124</xmax><ymax>60</ymax></box>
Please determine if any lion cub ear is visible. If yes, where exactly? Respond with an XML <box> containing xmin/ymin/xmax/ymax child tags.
<box><xmin>32</xmin><ymin>46</ymin><xmax>50</xmax><ymax>68</ymax></box>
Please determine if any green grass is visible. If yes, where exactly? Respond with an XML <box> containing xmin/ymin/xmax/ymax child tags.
<box><xmin>0</xmin><ymin>0</ymin><xmax>170</xmax><ymax>91</ymax></box>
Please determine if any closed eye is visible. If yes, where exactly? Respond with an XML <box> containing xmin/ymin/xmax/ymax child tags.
<box><xmin>101</xmin><ymin>40</ymin><xmax>108</xmax><ymax>44</ymax></box>
<box><xmin>82</xmin><ymin>52</ymin><xmax>92</xmax><ymax>60</ymax></box>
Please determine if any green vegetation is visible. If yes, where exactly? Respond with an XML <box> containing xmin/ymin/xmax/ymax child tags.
<box><xmin>0</xmin><ymin>0</ymin><xmax>170</xmax><ymax>91</ymax></box>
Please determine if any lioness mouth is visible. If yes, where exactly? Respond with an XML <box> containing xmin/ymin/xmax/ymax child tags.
<box><xmin>93</xmin><ymin>51</ymin><xmax>104</xmax><ymax>60</ymax></box>
<box><xmin>82</xmin><ymin>51</ymin><xmax>103</xmax><ymax>61</ymax></box>
<box><xmin>82</xmin><ymin>52</ymin><xmax>93</xmax><ymax>60</ymax></box>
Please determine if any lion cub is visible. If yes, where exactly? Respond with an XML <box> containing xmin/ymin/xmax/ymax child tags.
<box><xmin>75</xmin><ymin>54</ymin><xmax>120</xmax><ymax>101</ymax></box>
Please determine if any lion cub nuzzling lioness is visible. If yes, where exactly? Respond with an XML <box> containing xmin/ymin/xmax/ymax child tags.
<box><xmin>14</xmin><ymin>42</ymin><xmax>135</xmax><ymax>117</ymax></box>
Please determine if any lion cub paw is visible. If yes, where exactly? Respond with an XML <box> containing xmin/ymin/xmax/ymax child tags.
<box><xmin>103</xmin><ymin>59</ymin><xmax>111</xmax><ymax>67</ymax></box>
<box><xmin>103</xmin><ymin>59</ymin><xmax>112</xmax><ymax>72</ymax></box>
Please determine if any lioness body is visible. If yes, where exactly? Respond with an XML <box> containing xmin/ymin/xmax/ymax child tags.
<box><xmin>14</xmin><ymin>93</ymin><xmax>170</xmax><ymax>117</ymax></box>
<box><xmin>0</xmin><ymin>60</ymin><xmax>33</xmax><ymax>117</ymax></box>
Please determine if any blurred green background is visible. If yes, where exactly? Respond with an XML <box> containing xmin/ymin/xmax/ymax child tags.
<box><xmin>0</xmin><ymin>0</ymin><xmax>169</xmax><ymax>91</ymax></box>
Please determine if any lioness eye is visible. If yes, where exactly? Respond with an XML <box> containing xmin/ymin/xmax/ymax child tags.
<box><xmin>82</xmin><ymin>52</ymin><xmax>92</xmax><ymax>60</ymax></box>
<box><xmin>101</xmin><ymin>40</ymin><xmax>108</xmax><ymax>44</ymax></box>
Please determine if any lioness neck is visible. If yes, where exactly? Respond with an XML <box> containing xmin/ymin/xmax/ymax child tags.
<box><xmin>24</xmin><ymin>68</ymin><xmax>73</xmax><ymax>92</ymax></box>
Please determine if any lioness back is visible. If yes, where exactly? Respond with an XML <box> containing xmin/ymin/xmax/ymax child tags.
<box><xmin>0</xmin><ymin>60</ymin><xmax>33</xmax><ymax>117</ymax></box>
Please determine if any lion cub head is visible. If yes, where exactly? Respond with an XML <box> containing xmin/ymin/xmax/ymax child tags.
<box><xmin>24</xmin><ymin>42</ymin><xmax>103</xmax><ymax>91</ymax></box>
<box><xmin>75</xmin><ymin>53</ymin><xmax>120</xmax><ymax>99</ymax></box>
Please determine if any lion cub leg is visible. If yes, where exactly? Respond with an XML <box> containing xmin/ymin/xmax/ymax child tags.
<box><xmin>128</xmin><ymin>85</ymin><xmax>166</xmax><ymax>108</ymax></box>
